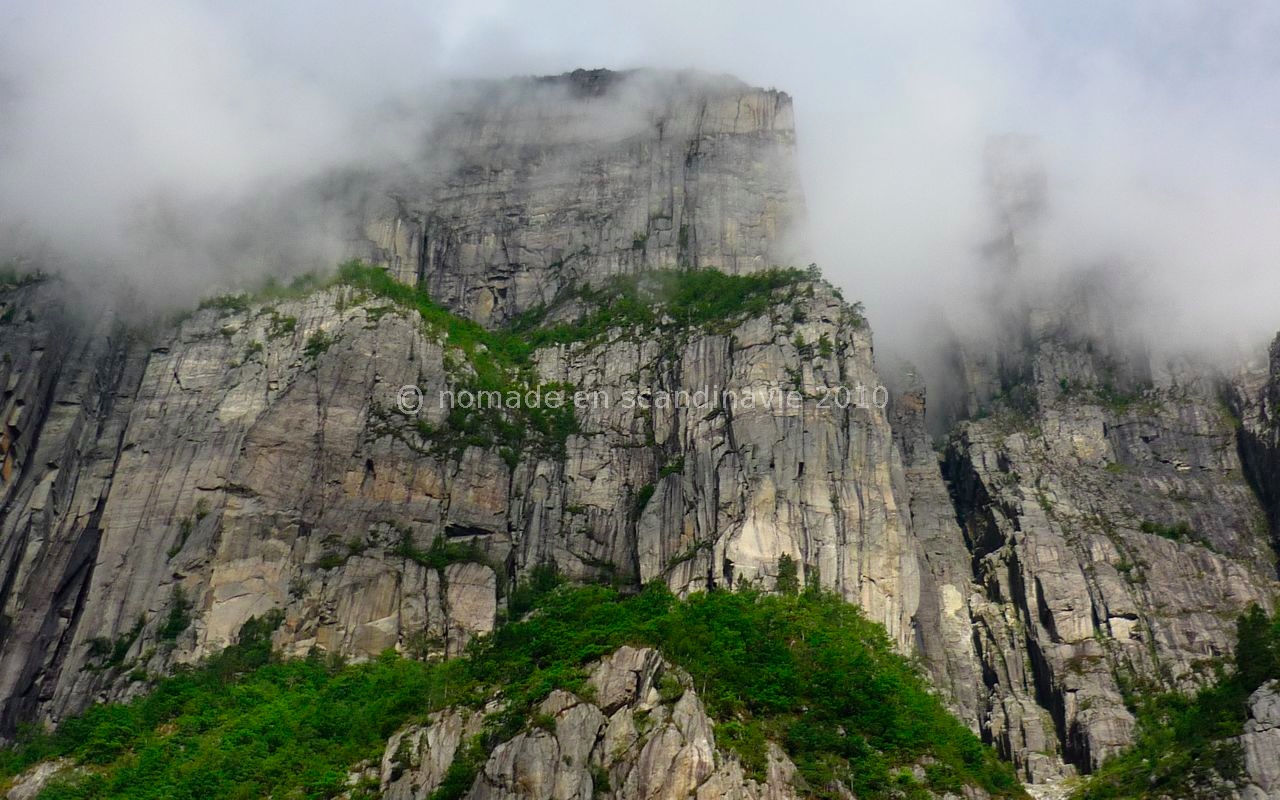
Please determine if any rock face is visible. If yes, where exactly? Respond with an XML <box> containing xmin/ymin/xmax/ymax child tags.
<box><xmin>1234</xmin><ymin>333</ymin><xmax>1280</xmax><ymax>552</ymax></box>
<box><xmin>0</xmin><ymin>264</ymin><xmax>917</xmax><ymax>735</ymax></box>
<box><xmin>0</xmin><ymin>68</ymin><xmax>1277</xmax><ymax>793</ymax></box>
<box><xmin>378</xmin><ymin>646</ymin><xmax>803</xmax><ymax>800</ymax></box>
<box><xmin>936</xmin><ymin>303</ymin><xmax>1278</xmax><ymax>782</ymax></box>
<box><xmin>1240</xmin><ymin>680</ymin><xmax>1280</xmax><ymax>799</ymax></box>
<box><xmin>358</xmin><ymin>69</ymin><xmax>803</xmax><ymax>325</ymax></box>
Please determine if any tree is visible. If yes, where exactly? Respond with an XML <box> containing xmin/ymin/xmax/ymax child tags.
<box><xmin>776</xmin><ymin>555</ymin><xmax>800</xmax><ymax>595</ymax></box>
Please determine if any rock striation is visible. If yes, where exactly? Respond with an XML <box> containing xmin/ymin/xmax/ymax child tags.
<box><xmin>358</xmin><ymin>69</ymin><xmax>803</xmax><ymax>326</ymax></box>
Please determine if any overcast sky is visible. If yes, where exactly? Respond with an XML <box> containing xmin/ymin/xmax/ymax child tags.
<box><xmin>2</xmin><ymin>0</ymin><xmax>1278</xmax><ymax>360</ymax></box>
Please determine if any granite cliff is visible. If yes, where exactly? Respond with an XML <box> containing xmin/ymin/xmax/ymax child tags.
<box><xmin>0</xmin><ymin>69</ymin><xmax>1278</xmax><ymax>797</ymax></box>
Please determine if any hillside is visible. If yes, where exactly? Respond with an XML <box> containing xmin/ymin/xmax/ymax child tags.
<box><xmin>1</xmin><ymin>583</ymin><xmax>1023</xmax><ymax>799</ymax></box>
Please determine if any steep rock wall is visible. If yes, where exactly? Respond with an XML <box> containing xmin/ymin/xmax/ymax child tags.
<box><xmin>358</xmin><ymin>69</ymin><xmax>803</xmax><ymax>325</ymax></box>
<box><xmin>0</xmin><ymin>273</ymin><xmax>926</xmax><ymax>735</ymax></box>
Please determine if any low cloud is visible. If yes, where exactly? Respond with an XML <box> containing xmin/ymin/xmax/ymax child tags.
<box><xmin>1</xmin><ymin>1</ymin><xmax>1277</xmax><ymax>369</ymax></box>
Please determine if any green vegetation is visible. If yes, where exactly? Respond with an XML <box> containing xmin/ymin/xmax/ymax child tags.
<box><xmin>84</xmin><ymin>618</ymin><xmax>145</xmax><ymax>671</ymax></box>
<box><xmin>157</xmin><ymin>587</ymin><xmax>193</xmax><ymax>641</ymax></box>
<box><xmin>506</xmin><ymin>265</ymin><xmax>813</xmax><ymax>345</ymax></box>
<box><xmin>1139</xmin><ymin>519</ymin><xmax>1194</xmax><ymax>542</ymax></box>
<box><xmin>0</xmin><ymin>262</ymin><xmax>42</xmax><ymax>288</ymax></box>
<box><xmin>264</xmin><ymin>310</ymin><xmax>297</xmax><ymax>340</ymax></box>
<box><xmin>659</xmin><ymin>456</ymin><xmax>684</xmax><ymax>478</ymax></box>
<box><xmin>629</xmin><ymin>483</ymin><xmax>655</xmax><ymax>520</ymax></box>
<box><xmin>1095</xmin><ymin>383</ymin><xmax>1146</xmax><ymax>414</ymax></box>
<box><xmin>776</xmin><ymin>554</ymin><xmax>801</xmax><ymax>595</ymax></box>
<box><xmin>335</xmin><ymin>261</ymin><xmax>578</xmax><ymax>461</ymax></box>
<box><xmin>196</xmin><ymin>261</ymin><xmax>844</xmax><ymax>465</ymax></box>
<box><xmin>0</xmin><ymin>583</ymin><xmax>1021</xmax><ymax>800</ymax></box>
<box><xmin>198</xmin><ymin>273</ymin><xmax>332</xmax><ymax>316</ymax></box>
<box><xmin>1074</xmin><ymin>605</ymin><xmax>1280</xmax><ymax>799</ymax></box>
<box><xmin>391</xmin><ymin>530</ymin><xmax>493</xmax><ymax>576</ymax></box>
<box><xmin>817</xmin><ymin>333</ymin><xmax>834</xmax><ymax>358</ymax></box>
<box><xmin>303</xmin><ymin>329</ymin><xmax>337</xmax><ymax>360</ymax></box>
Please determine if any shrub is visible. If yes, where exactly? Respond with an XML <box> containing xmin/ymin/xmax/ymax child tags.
<box><xmin>630</xmin><ymin>484</ymin><xmax>655</xmax><ymax>521</ymax></box>
<box><xmin>304</xmin><ymin>330</ymin><xmax>337</xmax><ymax>360</ymax></box>
<box><xmin>776</xmin><ymin>555</ymin><xmax>800</xmax><ymax>595</ymax></box>
<box><xmin>158</xmin><ymin>586</ymin><xmax>193</xmax><ymax>641</ymax></box>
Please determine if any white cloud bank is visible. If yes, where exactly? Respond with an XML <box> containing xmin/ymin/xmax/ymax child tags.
<box><xmin>1</xmin><ymin>0</ymin><xmax>1278</xmax><ymax>361</ymax></box>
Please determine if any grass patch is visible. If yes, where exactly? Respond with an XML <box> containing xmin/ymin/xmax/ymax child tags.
<box><xmin>507</xmin><ymin>266</ymin><xmax>814</xmax><ymax>346</ymax></box>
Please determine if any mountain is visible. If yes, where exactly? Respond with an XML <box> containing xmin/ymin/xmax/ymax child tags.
<box><xmin>0</xmin><ymin>69</ymin><xmax>1277</xmax><ymax>799</ymax></box>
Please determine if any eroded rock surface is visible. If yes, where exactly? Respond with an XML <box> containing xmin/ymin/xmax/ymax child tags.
<box><xmin>379</xmin><ymin>646</ymin><xmax>805</xmax><ymax>800</ymax></box>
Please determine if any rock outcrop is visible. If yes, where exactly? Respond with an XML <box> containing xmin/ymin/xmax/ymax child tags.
<box><xmin>0</xmin><ymin>263</ymin><xmax>918</xmax><ymax>737</ymax></box>
<box><xmin>938</xmin><ymin>301</ymin><xmax>1278</xmax><ymax>782</ymax></box>
<box><xmin>1240</xmin><ymin>680</ymin><xmax>1280</xmax><ymax>799</ymax></box>
<box><xmin>1233</xmin><ymin>333</ymin><xmax>1280</xmax><ymax>554</ymax></box>
<box><xmin>378</xmin><ymin>646</ymin><xmax>804</xmax><ymax>800</ymax></box>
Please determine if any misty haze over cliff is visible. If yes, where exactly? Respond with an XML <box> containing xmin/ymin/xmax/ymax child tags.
<box><xmin>2</xmin><ymin>0</ymin><xmax>1278</xmax><ymax>366</ymax></box>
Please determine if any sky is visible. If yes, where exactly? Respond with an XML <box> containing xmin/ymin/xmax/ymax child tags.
<box><xmin>1</xmin><ymin>0</ymin><xmax>1279</xmax><ymax>364</ymax></box>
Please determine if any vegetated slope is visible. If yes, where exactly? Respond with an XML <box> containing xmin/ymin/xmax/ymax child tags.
<box><xmin>1072</xmin><ymin>605</ymin><xmax>1280</xmax><ymax>799</ymax></box>
<box><xmin>0</xmin><ymin>580</ymin><xmax>1023</xmax><ymax>800</ymax></box>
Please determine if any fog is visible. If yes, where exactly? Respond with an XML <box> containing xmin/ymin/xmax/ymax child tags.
<box><xmin>2</xmin><ymin>0</ymin><xmax>1278</xmax><ymax>366</ymax></box>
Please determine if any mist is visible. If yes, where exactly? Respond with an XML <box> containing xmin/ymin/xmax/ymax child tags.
<box><xmin>2</xmin><ymin>0</ymin><xmax>1278</xmax><ymax>368</ymax></box>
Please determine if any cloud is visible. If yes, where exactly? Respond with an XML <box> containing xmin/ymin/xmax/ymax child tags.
<box><xmin>1</xmin><ymin>0</ymin><xmax>1277</xmax><ymax>365</ymax></box>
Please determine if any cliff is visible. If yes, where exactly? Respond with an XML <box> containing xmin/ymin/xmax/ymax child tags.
<box><xmin>0</xmin><ymin>69</ymin><xmax>1278</xmax><ymax>797</ymax></box>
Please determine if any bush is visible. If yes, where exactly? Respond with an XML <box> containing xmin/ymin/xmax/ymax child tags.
<box><xmin>157</xmin><ymin>586</ymin><xmax>192</xmax><ymax>641</ymax></box>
